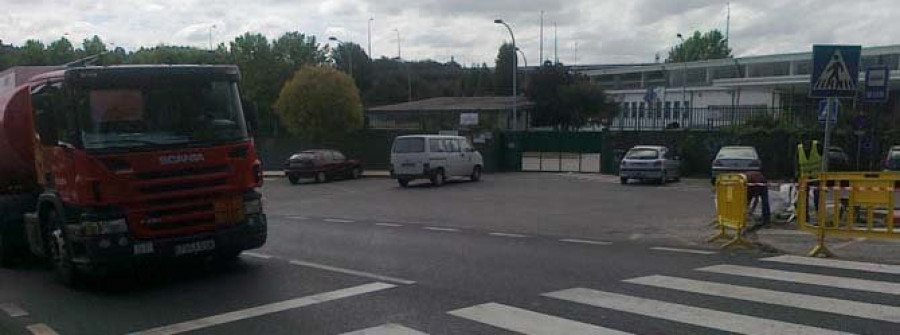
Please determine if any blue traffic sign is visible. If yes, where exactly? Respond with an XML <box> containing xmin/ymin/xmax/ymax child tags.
<box><xmin>864</xmin><ymin>66</ymin><xmax>890</xmax><ymax>102</ymax></box>
<box><xmin>810</xmin><ymin>45</ymin><xmax>862</xmax><ymax>98</ymax></box>
<box><xmin>818</xmin><ymin>99</ymin><xmax>839</xmax><ymax>125</ymax></box>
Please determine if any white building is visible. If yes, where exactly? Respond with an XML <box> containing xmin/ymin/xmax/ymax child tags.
<box><xmin>578</xmin><ymin>45</ymin><xmax>900</xmax><ymax>130</ymax></box>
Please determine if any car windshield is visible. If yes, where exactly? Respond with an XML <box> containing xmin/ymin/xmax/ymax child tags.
<box><xmin>717</xmin><ymin>148</ymin><xmax>758</xmax><ymax>159</ymax></box>
<box><xmin>392</xmin><ymin>138</ymin><xmax>425</xmax><ymax>153</ymax></box>
<box><xmin>76</xmin><ymin>81</ymin><xmax>248</xmax><ymax>152</ymax></box>
<box><xmin>625</xmin><ymin>148</ymin><xmax>659</xmax><ymax>160</ymax></box>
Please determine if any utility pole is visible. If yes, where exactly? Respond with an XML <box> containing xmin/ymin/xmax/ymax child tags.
<box><xmin>394</xmin><ymin>28</ymin><xmax>401</xmax><ymax>59</ymax></box>
<box><xmin>540</xmin><ymin>11</ymin><xmax>544</xmax><ymax>65</ymax></box>
<box><xmin>726</xmin><ymin>2</ymin><xmax>731</xmax><ymax>48</ymax></box>
<box><xmin>554</xmin><ymin>22</ymin><xmax>558</xmax><ymax>64</ymax></box>
<box><xmin>368</xmin><ymin>18</ymin><xmax>374</xmax><ymax>57</ymax></box>
<box><xmin>208</xmin><ymin>24</ymin><xmax>216</xmax><ymax>51</ymax></box>
<box><xmin>573</xmin><ymin>42</ymin><xmax>578</xmax><ymax>66</ymax></box>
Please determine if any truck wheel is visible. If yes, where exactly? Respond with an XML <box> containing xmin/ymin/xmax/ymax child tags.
<box><xmin>398</xmin><ymin>178</ymin><xmax>410</xmax><ymax>188</ymax></box>
<box><xmin>46</xmin><ymin>211</ymin><xmax>80</xmax><ymax>286</ymax></box>
<box><xmin>288</xmin><ymin>175</ymin><xmax>300</xmax><ymax>185</ymax></box>
<box><xmin>215</xmin><ymin>249</ymin><xmax>243</xmax><ymax>264</ymax></box>
<box><xmin>430</xmin><ymin>169</ymin><xmax>445</xmax><ymax>187</ymax></box>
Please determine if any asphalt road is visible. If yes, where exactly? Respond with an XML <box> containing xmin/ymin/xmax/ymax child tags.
<box><xmin>1</xmin><ymin>173</ymin><xmax>899</xmax><ymax>334</ymax></box>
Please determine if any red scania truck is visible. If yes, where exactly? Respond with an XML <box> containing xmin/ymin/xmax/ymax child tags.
<box><xmin>0</xmin><ymin>65</ymin><xmax>267</xmax><ymax>284</ymax></box>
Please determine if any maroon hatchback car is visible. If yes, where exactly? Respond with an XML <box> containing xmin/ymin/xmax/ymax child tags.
<box><xmin>283</xmin><ymin>149</ymin><xmax>363</xmax><ymax>184</ymax></box>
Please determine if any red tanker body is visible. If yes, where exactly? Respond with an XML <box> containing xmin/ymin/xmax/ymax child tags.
<box><xmin>0</xmin><ymin>65</ymin><xmax>267</xmax><ymax>284</ymax></box>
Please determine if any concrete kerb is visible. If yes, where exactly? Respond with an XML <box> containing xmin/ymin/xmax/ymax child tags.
<box><xmin>264</xmin><ymin>170</ymin><xmax>392</xmax><ymax>178</ymax></box>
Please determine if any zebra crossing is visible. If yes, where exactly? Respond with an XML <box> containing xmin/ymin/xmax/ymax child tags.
<box><xmin>342</xmin><ymin>255</ymin><xmax>900</xmax><ymax>334</ymax></box>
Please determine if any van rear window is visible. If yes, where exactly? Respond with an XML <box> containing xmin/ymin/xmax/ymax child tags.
<box><xmin>393</xmin><ymin>138</ymin><xmax>425</xmax><ymax>153</ymax></box>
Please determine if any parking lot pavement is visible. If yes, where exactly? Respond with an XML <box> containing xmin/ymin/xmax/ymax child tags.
<box><xmin>265</xmin><ymin>172</ymin><xmax>717</xmax><ymax>246</ymax></box>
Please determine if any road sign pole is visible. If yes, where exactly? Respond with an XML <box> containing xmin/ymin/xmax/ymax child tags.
<box><xmin>822</xmin><ymin>97</ymin><xmax>835</xmax><ymax>172</ymax></box>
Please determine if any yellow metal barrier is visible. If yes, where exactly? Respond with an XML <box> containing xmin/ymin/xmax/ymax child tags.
<box><xmin>798</xmin><ymin>172</ymin><xmax>900</xmax><ymax>257</ymax></box>
<box><xmin>709</xmin><ymin>173</ymin><xmax>754</xmax><ymax>249</ymax></box>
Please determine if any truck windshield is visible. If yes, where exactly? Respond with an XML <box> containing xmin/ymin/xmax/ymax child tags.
<box><xmin>76</xmin><ymin>81</ymin><xmax>248</xmax><ymax>151</ymax></box>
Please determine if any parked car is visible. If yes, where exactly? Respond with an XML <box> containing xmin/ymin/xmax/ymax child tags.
<box><xmin>827</xmin><ymin>146</ymin><xmax>851</xmax><ymax>171</ymax></box>
<box><xmin>390</xmin><ymin>135</ymin><xmax>483</xmax><ymax>187</ymax></box>
<box><xmin>619</xmin><ymin>145</ymin><xmax>681</xmax><ymax>185</ymax></box>
<box><xmin>283</xmin><ymin>149</ymin><xmax>363</xmax><ymax>184</ymax></box>
<box><xmin>883</xmin><ymin>146</ymin><xmax>900</xmax><ymax>171</ymax></box>
<box><xmin>711</xmin><ymin>146</ymin><xmax>761</xmax><ymax>184</ymax></box>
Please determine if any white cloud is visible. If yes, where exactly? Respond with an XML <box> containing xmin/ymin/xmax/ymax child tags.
<box><xmin>1</xmin><ymin>0</ymin><xmax>898</xmax><ymax>65</ymax></box>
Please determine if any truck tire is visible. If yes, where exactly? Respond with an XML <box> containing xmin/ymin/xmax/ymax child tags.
<box><xmin>46</xmin><ymin>211</ymin><xmax>80</xmax><ymax>286</ymax></box>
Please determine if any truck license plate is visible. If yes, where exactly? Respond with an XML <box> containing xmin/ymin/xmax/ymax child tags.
<box><xmin>175</xmin><ymin>240</ymin><xmax>216</xmax><ymax>256</ymax></box>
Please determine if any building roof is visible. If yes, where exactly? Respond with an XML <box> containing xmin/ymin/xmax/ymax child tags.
<box><xmin>367</xmin><ymin>96</ymin><xmax>533</xmax><ymax>112</ymax></box>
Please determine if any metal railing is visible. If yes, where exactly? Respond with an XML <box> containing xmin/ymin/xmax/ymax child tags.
<box><xmin>612</xmin><ymin>106</ymin><xmax>819</xmax><ymax>131</ymax></box>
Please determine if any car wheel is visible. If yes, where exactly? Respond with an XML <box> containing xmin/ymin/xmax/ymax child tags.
<box><xmin>315</xmin><ymin>171</ymin><xmax>327</xmax><ymax>183</ymax></box>
<box><xmin>430</xmin><ymin>169</ymin><xmax>445</xmax><ymax>187</ymax></box>
<box><xmin>470</xmin><ymin>166</ymin><xmax>482</xmax><ymax>182</ymax></box>
<box><xmin>288</xmin><ymin>175</ymin><xmax>300</xmax><ymax>185</ymax></box>
<box><xmin>398</xmin><ymin>178</ymin><xmax>410</xmax><ymax>188</ymax></box>
<box><xmin>46</xmin><ymin>211</ymin><xmax>80</xmax><ymax>286</ymax></box>
<box><xmin>351</xmin><ymin>167</ymin><xmax>362</xmax><ymax>179</ymax></box>
<box><xmin>620</xmin><ymin>177</ymin><xmax>628</xmax><ymax>185</ymax></box>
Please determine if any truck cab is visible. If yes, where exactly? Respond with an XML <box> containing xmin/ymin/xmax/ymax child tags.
<box><xmin>0</xmin><ymin>65</ymin><xmax>267</xmax><ymax>284</ymax></box>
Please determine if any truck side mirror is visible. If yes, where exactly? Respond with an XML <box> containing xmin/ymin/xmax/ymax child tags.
<box><xmin>242</xmin><ymin>99</ymin><xmax>259</xmax><ymax>137</ymax></box>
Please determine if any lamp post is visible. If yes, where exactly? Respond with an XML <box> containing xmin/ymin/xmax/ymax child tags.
<box><xmin>393</xmin><ymin>28</ymin><xmax>401</xmax><ymax>59</ymax></box>
<box><xmin>367</xmin><ymin>18</ymin><xmax>374</xmax><ymax>57</ymax></box>
<box><xmin>516</xmin><ymin>47</ymin><xmax>528</xmax><ymax>68</ymax></box>
<box><xmin>329</xmin><ymin>37</ymin><xmax>352</xmax><ymax>79</ymax></box>
<box><xmin>209</xmin><ymin>24</ymin><xmax>217</xmax><ymax>50</ymax></box>
<box><xmin>495</xmin><ymin>19</ymin><xmax>517</xmax><ymax>130</ymax></box>
<box><xmin>677</xmin><ymin>33</ymin><xmax>687</xmax><ymax>109</ymax></box>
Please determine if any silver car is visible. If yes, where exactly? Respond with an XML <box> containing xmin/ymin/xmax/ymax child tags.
<box><xmin>711</xmin><ymin>146</ymin><xmax>761</xmax><ymax>184</ymax></box>
<box><xmin>619</xmin><ymin>146</ymin><xmax>681</xmax><ymax>184</ymax></box>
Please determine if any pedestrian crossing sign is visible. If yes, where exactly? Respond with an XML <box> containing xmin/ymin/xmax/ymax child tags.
<box><xmin>810</xmin><ymin>45</ymin><xmax>861</xmax><ymax>98</ymax></box>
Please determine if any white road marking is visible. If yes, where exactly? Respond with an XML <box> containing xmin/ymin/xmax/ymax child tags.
<box><xmin>626</xmin><ymin>275</ymin><xmax>900</xmax><ymax>323</ymax></box>
<box><xmin>340</xmin><ymin>323</ymin><xmax>429</xmax><ymax>335</ymax></box>
<box><xmin>324</xmin><ymin>218</ymin><xmax>355</xmax><ymax>223</ymax></box>
<box><xmin>649</xmin><ymin>247</ymin><xmax>717</xmax><ymax>255</ymax></box>
<box><xmin>544</xmin><ymin>288</ymin><xmax>850</xmax><ymax>335</ymax></box>
<box><xmin>448</xmin><ymin>303</ymin><xmax>631</xmax><ymax>335</ymax></box>
<box><xmin>488</xmin><ymin>232</ymin><xmax>529</xmax><ymax>238</ymax></box>
<box><xmin>287</xmin><ymin>216</ymin><xmax>309</xmax><ymax>220</ymax></box>
<box><xmin>375</xmin><ymin>223</ymin><xmax>403</xmax><ymax>227</ymax></box>
<box><xmin>423</xmin><ymin>227</ymin><xmax>459</xmax><ymax>232</ymax></box>
<box><xmin>559</xmin><ymin>238</ymin><xmax>612</xmax><ymax>246</ymax></box>
<box><xmin>0</xmin><ymin>303</ymin><xmax>28</xmax><ymax>317</ymax></box>
<box><xmin>289</xmin><ymin>259</ymin><xmax>416</xmax><ymax>285</ymax></box>
<box><xmin>762</xmin><ymin>255</ymin><xmax>900</xmax><ymax>275</ymax></box>
<box><xmin>131</xmin><ymin>282</ymin><xmax>396</xmax><ymax>335</ymax></box>
<box><xmin>241</xmin><ymin>252</ymin><xmax>273</xmax><ymax>260</ymax></box>
<box><xmin>698</xmin><ymin>264</ymin><xmax>900</xmax><ymax>295</ymax></box>
<box><xmin>26</xmin><ymin>324</ymin><xmax>60</xmax><ymax>335</ymax></box>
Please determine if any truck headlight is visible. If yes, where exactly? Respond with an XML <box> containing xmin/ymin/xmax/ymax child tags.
<box><xmin>244</xmin><ymin>199</ymin><xmax>262</xmax><ymax>215</ymax></box>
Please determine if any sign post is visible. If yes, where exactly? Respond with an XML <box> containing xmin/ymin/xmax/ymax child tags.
<box><xmin>810</xmin><ymin>45</ymin><xmax>862</xmax><ymax>172</ymax></box>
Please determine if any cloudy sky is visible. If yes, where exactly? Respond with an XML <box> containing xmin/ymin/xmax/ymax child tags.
<box><xmin>1</xmin><ymin>0</ymin><xmax>897</xmax><ymax>66</ymax></box>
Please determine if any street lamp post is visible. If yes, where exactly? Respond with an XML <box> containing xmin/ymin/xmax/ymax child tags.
<box><xmin>209</xmin><ymin>24</ymin><xmax>217</xmax><ymax>50</ymax></box>
<box><xmin>329</xmin><ymin>37</ymin><xmax>352</xmax><ymax>79</ymax></box>
<box><xmin>516</xmin><ymin>47</ymin><xmax>528</xmax><ymax>68</ymax></box>
<box><xmin>393</xmin><ymin>28</ymin><xmax>401</xmax><ymax>59</ymax></box>
<box><xmin>677</xmin><ymin>33</ymin><xmax>687</xmax><ymax>111</ymax></box>
<box><xmin>367</xmin><ymin>18</ymin><xmax>374</xmax><ymax>57</ymax></box>
<box><xmin>495</xmin><ymin>19</ymin><xmax>517</xmax><ymax>130</ymax></box>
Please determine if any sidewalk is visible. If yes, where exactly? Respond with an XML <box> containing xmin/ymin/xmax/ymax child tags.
<box><xmin>751</xmin><ymin>225</ymin><xmax>900</xmax><ymax>264</ymax></box>
<box><xmin>263</xmin><ymin>170</ymin><xmax>391</xmax><ymax>178</ymax></box>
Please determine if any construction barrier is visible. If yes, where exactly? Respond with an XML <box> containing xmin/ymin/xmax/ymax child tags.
<box><xmin>798</xmin><ymin>172</ymin><xmax>900</xmax><ymax>257</ymax></box>
<box><xmin>709</xmin><ymin>173</ymin><xmax>754</xmax><ymax>249</ymax></box>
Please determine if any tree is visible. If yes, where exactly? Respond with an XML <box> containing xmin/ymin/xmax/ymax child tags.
<box><xmin>230</xmin><ymin>33</ymin><xmax>281</xmax><ymax>135</ymax></box>
<box><xmin>81</xmin><ymin>35</ymin><xmax>107</xmax><ymax>57</ymax></box>
<box><xmin>20</xmin><ymin>40</ymin><xmax>47</xmax><ymax>65</ymax></box>
<box><xmin>273</xmin><ymin>32</ymin><xmax>324</xmax><ymax>71</ymax></box>
<box><xmin>667</xmin><ymin>29</ymin><xmax>731</xmax><ymax>63</ymax></box>
<box><xmin>47</xmin><ymin>37</ymin><xmax>77</xmax><ymax>65</ymax></box>
<box><xmin>331</xmin><ymin>42</ymin><xmax>371</xmax><ymax>92</ymax></box>
<box><xmin>526</xmin><ymin>63</ymin><xmax>615</xmax><ymax>130</ymax></box>
<box><xmin>494</xmin><ymin>43</ymin><xmax>516</xmax><ymax>95</ymax></box>
<box><xmin>274</xmin><ymin>66</ymin><xmax>363</xmax><ymax>140</ymax></box>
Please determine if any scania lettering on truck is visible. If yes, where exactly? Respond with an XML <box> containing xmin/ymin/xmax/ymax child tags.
<box><xmin>0</xmin><ymin>65</ymin><xmax>267</xmax><ymax>285</ymax></box>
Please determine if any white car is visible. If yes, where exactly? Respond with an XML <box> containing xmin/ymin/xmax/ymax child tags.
<box><xmin>390</xmin><ymin>135</ymin><xmax>484</xmax><ymax>187</ymax></box>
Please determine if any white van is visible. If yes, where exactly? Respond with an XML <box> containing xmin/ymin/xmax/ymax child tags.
<box><xmin>390</xmin><ymin>135</ymin><xmax>484</xmax><ymax>187</ymax></box>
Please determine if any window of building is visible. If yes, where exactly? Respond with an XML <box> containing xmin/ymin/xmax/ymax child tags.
<box><xmin>664</xmin><ymin>101</ymin><xmax>672</xmax><ymax>119</ymax></box>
